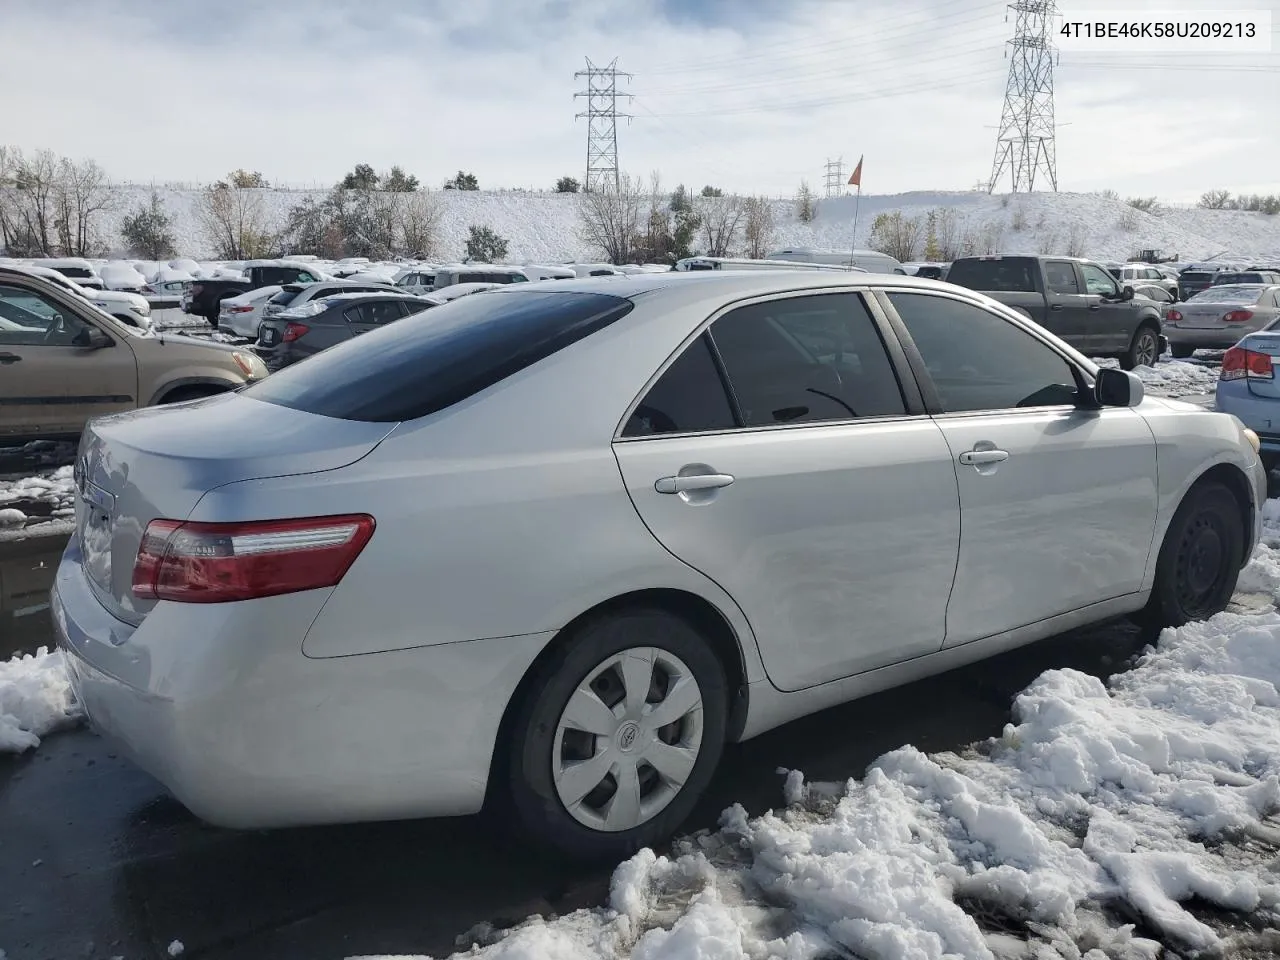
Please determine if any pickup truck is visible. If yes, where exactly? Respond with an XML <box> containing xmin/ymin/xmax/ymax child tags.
<box><xmin>945</xmin><ymin>255</ymin><xmax>1166</xmax><ymax>369</ymax></box>
<box><xmin>182</xmin><ymin>262</ymin><xmax>327</xmax><ymax>324</ymax></box>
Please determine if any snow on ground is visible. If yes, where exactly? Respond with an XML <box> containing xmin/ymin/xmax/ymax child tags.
<box><xmin>1096</xmin><ymin>357</ymin><xmax>1221</xmax><ymax>399</ymax></box>
<box><xmin>91</xmin><ymin>185</ymin><xmax>1280</xmax><ymax>264</ymax></box>
<box><xmin>349</xmin><ymin>508</ymin><xmax>1280</xmax><ymax>960</ymax></box>
<box><xmin>0</xmin><ymin>466</ymin><xmax>74</xmax><ymax>532</ymax></box>
<box><xmin>0</xmin><ymin>647</ymin><xmax>81</xmax><ymax>752</ymax></box>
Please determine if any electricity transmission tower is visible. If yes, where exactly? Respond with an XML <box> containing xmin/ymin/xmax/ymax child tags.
<box><xmin>988</xmin><ymin>1</ymin><xmax>1059</xmax><ymax>193</ymax></box>
<box><xmin>824</xmin><ymin>157</ymin><xmax>846</xmax><ymax>198</ymax></box>
<box><xmin>574</xmin><ymin>58</ymin><xmax>632</xmax><ymax>193</ymax></box>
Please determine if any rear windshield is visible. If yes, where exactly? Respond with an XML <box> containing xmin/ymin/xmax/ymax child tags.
<box><xmin>1188</xmin><ymin>285</ymin><xmax>1263</xmax><ymax>304</ymax></box>
<box><xmin>1215</xmin><ymin>273</ymin><xmax>1263</xmax><ymax>285</ymax></box>
<box><xmin>944</xmin><ymin>258</ymin><xmax>1037</xmax><ymax>292</ymax></box>
<box><xmin>51</xmin><ymin>266</ymin><xmax>93</xmax><ymax>279</ymax></box>
<box><xmin>269</xmin><ymin>289</ymin><xmax>301</xmax><ymax>306</ymax></box>
<box><xmin>244</xmin><ymin>290</ymin><xmax>634</xmax><ymax>422</ymax></box>
<box><xmin>1180</xmin><ymin>272</ymin><xmax>1212</xmax><ymax>282</ymax></box>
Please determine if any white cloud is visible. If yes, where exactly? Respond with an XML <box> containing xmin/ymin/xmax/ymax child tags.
<box><xmin>0</xmin><ymin>0</ymin><xmax>1275</xmax><ymax>200</ymax></box>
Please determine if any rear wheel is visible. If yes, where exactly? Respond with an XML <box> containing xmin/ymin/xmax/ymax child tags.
<box><xmin>1121</xmin><ymin>324</ymin><xmax>1161</xmax><ymax>370</ymax></box>
<box><xmin>1170</xmin><ymin>342</ymin><xmax>1197</xmax><ymax>359</ymax></box>
<box><xmin>1142</xmin><ymin>481</ymin><xmax>1245</xmax><ymax>628</ymax></box>
<box><xmin>500</xmin><ymin>607</ymin><xmax>728</xmax><ymax>861</ymax></box>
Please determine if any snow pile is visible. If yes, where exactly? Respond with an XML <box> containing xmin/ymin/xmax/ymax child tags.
<box><xmin>0</xmin><ymin>647</ymin><xmax>82</xmax><ymax>752</ymax></box>
<box><xmin>0</xmin><ymin>466</ymin><xmax>75</xmax><ymax>528</ymax></box>
<box><xmin>429</xmin><ymin>604</ymin><xmax>1280</xmax><ymax>960</ymax></box>
<box><xmin>85</xmin><ymin>186</ymin><xmax>1280</xmax><ymax>264</ymax></box>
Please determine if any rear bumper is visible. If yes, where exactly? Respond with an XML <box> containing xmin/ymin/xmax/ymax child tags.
<box><xmin>1164</xmin><ymin>326</ymin><xmax>1249</xmax><ymax>349</ymax></box>
<box><xmin>52</xmin><ymin>536</ymin><xmax>550</xmax><ymax>829</ymax></box>
<box><xmin>1214</xmin><ymin>382</ymin><xmax>1280</xmax><ymax>452</ymax></box>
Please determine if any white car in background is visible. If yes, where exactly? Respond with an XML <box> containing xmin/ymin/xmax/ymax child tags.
<box><xmin>217</xmin><ymin>285</ymin><xmax>283</xmax><ymax>339</ymax></box>
<box><xmin>1115</xmin><ymin>263</ymin><xmax>1179</xmax><ymax>298</ymax></box>
<box><xmin>8</xmin><ymin>263</ymin><xmax>152</xmax><ymax>328</ymax></box>
<box><xmin>99</xmin><ymin>261</ymin><xmax>150</xmax><ymax>293</ymax></box>
<box><xmin>421</xmin><ymin>282</ymin><xmax>501</xmax><ymax>305</ymax></box>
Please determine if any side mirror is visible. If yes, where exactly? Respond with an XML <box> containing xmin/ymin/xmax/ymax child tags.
<box><xmin>1096</xmin><ymin>367</ymin><xmax>1143</xmax><ymax>407</ymax></box>
<box><xmin>74</xmin><ymin>327</ymin><xmax>113</xmax><ymax>350</ymax></box>
<box><xmin>1121</xmin><ymin>286</ymin><xmax>1135</xmax><ymax>301</ymax></box>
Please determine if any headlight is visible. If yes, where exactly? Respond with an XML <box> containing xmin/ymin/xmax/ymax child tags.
<box><xmin>1243</xmin><ymin>428</ymin><xmax>1261</xmax><ymax>454</ymax></box>
<box><xmin>131</xmin><ymin>302</ymin><xmax>151</xmax><ymax>316</ymax></box>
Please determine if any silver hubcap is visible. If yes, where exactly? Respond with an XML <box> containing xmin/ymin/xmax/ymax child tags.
<box><xmin>552</xmin><ymin>646</ymin><xmax>704</xmax><ymax>833</ymax></box>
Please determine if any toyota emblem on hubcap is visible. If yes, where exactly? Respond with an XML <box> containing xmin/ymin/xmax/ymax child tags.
<box><xmin>617</xmin><ymin>721</ymin><xmax>639</xmax><ymax>751</ymax></box>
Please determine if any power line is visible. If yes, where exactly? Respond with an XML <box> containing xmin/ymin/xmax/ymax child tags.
<box><xmin>573</xmin><ymin>58</ymin><xmax>633</xmax><ymax>193</ymax></box>
<box><xmin>988</xmin><ymin>0</ymin><xmax>1059</xmax><ymax>193</ymax></box>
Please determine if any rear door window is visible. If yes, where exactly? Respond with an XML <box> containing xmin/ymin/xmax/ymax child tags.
<box><xmin>944</xmin><ymin>259</ymin><xmax>1037</xmax><ymax>292</ymax></box>
<box><xmin>245</xmin><ymin>291</ymin><xmax>634</xmax><ymax>422</ymax></box>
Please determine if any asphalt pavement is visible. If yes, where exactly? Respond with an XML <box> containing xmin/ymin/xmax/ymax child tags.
<box><xmin>1</xmin><ymin>529</ymin><xmax>1179</xmax><ymax>960</ymax></box>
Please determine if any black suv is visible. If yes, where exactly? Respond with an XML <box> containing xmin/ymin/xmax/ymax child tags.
<box><xmin>254</xmin><ymin>293</ymin><xmax>432</xmax><ymax>371</ymax></box>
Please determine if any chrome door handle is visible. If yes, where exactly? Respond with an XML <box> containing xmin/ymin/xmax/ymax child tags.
<box><xmin>655</xmin><ymin>473</ymin><xmax>735</xmax><ymax>494</ymax></box>
<box><xmin>958</xmin><ymin>449</ymin><xmax>1009</xmax><ymax>465</ymax></box>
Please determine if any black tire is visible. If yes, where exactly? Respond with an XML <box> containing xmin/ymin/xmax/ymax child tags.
<box><xmin>158</xmin><ymin>385</ymin><xmax>226</xmax><ymax>405</ymax></box>
<box><xmin>1142</xmin><ymin>481</ymin><xmax>1245</xmax><ymax>628</ymax></box>
<box><xmin>500</xmin><ymin>606</ymin><xmax>728</xmax><ymax>862</ymax></box>
<box><xmin>1170</xmin><ymin>342</ymin><xmax>1197</xmax><ymax>359</ymax></box>
<box><xmin>1121</xmin><ymin>324</ymin><xmax>1161</xmax><ymax>370</ymax></box>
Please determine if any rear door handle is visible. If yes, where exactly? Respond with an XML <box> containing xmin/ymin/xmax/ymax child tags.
<box><xmin>1049</xmin><ymin>303</ymin><xmax>1064</xmax><ymax>311</ymax></box>
<box><xmin>655</xmin><ymin>473</ymin><xmax>735</xmax><ymax>494</ymax></box>
<box><xmin>958</xmin><ymin>449</ymin><xmax>1009</xmax><ymax>465</ymax></box>
<box><xmin>0</xmin><ymin>353</ymin><xmax>20</xmax><ymax>364</ymax></box>
<box><xmin>1089</xmin><ymin>303</ymin><xmax>1101</xmax><ymax>311</ymax></box>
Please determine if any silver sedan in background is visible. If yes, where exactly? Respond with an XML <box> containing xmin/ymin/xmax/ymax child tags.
<box><xmin>54</xmin><ymin>272</ymin><xmax>1263</xmax><ymax>860</ymax></box>
<box><xmin>1165</xmin><ymin>284</ymin><xmax>1280</xmax><ymax>357</ymax></box>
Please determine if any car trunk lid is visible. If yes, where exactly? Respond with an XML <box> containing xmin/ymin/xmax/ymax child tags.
<box><xmin>74</xmin><ymin>391</ymin><xmax>396</xmax><ymax>626</ymax></box>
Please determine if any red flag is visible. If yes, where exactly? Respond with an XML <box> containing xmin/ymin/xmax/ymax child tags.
<box><xmin>848</xmin><ymin>155</ymin><xmax>863</xmax><ymax>187</ymax></box>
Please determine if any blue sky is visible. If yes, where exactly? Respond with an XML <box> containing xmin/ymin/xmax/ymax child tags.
<box><xmin>2</xmin><ymin>0</ymin><xmax>1277</xmax><ymax>200</ymax></box>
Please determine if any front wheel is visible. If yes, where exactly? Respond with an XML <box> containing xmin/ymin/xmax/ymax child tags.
<box><xmin>1121</xmin><ymin>325</ymin><xmax>1161</xmax><ymax>370</ymax></box>
<box><xmin>501</xmin><ymin>607</ymin><xmax>728</xmax><ymax>861</ymax></box>
<box><xmin>1142</xmin><ymin>481</ymin><xmax>1245</xmax><ymax>628</ymax></box>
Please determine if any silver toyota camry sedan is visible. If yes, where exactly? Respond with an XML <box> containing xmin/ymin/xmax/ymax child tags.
<box><xmin>54</xmin><ymin>271</ymin><xmax>1265</xmax><ymax>860</ymax></box>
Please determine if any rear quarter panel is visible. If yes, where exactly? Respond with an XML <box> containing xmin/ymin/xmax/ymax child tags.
<box><xmin>1137</xmin><ymin>399</ymin><xmax>1265</xmax><ymax>589</ymax></box>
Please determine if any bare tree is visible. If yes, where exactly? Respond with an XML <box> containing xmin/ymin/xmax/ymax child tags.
<box><xmin>742</xmin><ymin>196</ymin><xmax>775</xmax><ymax>259</ymax></box>
<box><xmin>698</xmin><ymin>193</ymin><xmax>746</xmax><ymax>257</ymax></box>
<box><xmin>197</xmin><ymin>178</ymin><xmax>277</xmax><ymax>259</ymax></box>
<box><xmin>11</xmin><ymin>149</ymin><xmax>60</xmax><ymax>254</ymax></box>
<box><xmin>1198</xmin><ymin>189</ymin><xmax>1232</xmax><ymax>210</ymax></box>
<box><xmin>577</xmin><ymin>172</ymin><xmax>644</xmax><ymax>264</ymax></box>
<box><xmin>54</xmin><ymin>157</ymin><xmax>112</xmax><ymax>256</ymax></box>
<box><xmin>868</xmin><ymin>211</ymin><xmax>922</xmax><ymax>262</ymax></box>
<box><xmin>396</xmin><ymin>190</ymin><xmax>440</xmax><ymax>258</ymax></box>
<box><xmin>934</xmin><ymin>208</ymin><xmax>962</xmax><ymax>260</ymax></box>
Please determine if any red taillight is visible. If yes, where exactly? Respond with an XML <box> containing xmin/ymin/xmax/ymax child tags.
<box><xmin>1224</xmin><ymin>310</ymin><xmax>1255</xmax><ymax>323</ymax></box>
<box><xmin>227</xmin><ymin>304</ymin><xmax>253</xmax><ymax>313</ymax></box>
<box><xmin>1221</xmin><ymin>346</ymin><xmax>1274</xmax><ymax>381</ymax></box>
<box><xmin>131</xmin><ymin>515</ymin><xmax>375</xmax><ymax>603</ymax></box>
<box><xmin>282</xmin><ymin>321</ymin><xmax>310</xmax><ymax>342</ymax></box>
<box><xmin>1167</xmin><ymin>309</ymin><xmax>1183</xmax><ymax>322</ymax></box>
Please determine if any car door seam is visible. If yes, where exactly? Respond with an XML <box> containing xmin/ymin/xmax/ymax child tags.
<box><xmin>931</xmin><ymin>419</ymin><xmax>964</xmax><ymax>652</ymax></box>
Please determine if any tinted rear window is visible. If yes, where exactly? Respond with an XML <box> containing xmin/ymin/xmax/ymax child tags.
<box><xmin>944</xmin><ymin>258</ymin><xmax>1037</xmax><ymax>292</ymax></box>
<box><xmin>1216</xmin><ymin>273</ymin><xmax>1262</xmax><ymax>284</ymax></box>
<box><xmin>245</xmin><ymin>291</ymin><xmax>634</xmax><ymax>422</ymax></box>
<box><xmin>269</xmin><ymin>289</ymin><xmax>300</xmax><ymax>305</ymax></box>
<box><xmin>1180</xmin><ymin>272</ymin><xmax>1212</xmax><ymax>282</ymax></box>
<box><xmin>52</xmin><ymin>266</ymin><xmax>93</xmax><ymax>279</ymax></box>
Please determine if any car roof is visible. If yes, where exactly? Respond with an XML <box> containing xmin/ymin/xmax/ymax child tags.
<box><xmin>316</xmin><ymin>291</ymin><xmax>422</xmax><ymax>303</ymax></box>
<box><xmin>475</xmin><ymin>269</ymin><xmax>959</xmax><ymax>303</ymax></box>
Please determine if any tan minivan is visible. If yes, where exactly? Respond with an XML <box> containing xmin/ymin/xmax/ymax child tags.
<box><xmin>0</xmin><ymin>267</ymin><xmax>267</xmax><ymax>441</ymax></box>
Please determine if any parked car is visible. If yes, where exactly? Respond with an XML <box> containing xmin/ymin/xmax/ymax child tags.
<box><xmin>182</xmin><ymin>262</ymin><xmax>330</xmax><ymax>323</ymax></box>
<box><xmin>420</xmin><ymin>282</ymin><xmax>502</xmax><ymax>305</ymax></box>
<box><xmin>1164</xmin><ymin>285</ymin><xmax>1280</xmax><ymax>357</ymax></box>
<box><xmin>254</xmin><ymin>292</ymin><xmax>431</xmax><ymax>370</ymax></box>
<box><xmin>945</xmin><ymin>255</ymin><xmax>1165</xmax><ymax>368</ymax></box>
<box><xmin>143</xmin><ymin>278</ymin><xmax>193</xmax><ymax>309</ymax></box>
<box><xmin>1215</xmin><ymin>325</ymin><xmax>1280</xmax><ymax>471</ymax></box>
<box><xmin>216</xmin><ymin>285</ymin><xmax>283</xmax><ymax>339</ymax></box>
<box><xmin>1115</xmin><ymin>263</ymin><xmax>1179</xmax><ymax>297</ymax></box>
<box><xmin>766</xmin><ymin>248</ymin><xmax>906</xmax><ymax>274</ymax></box>
<box><xmin>261</xmin><ymin>280</ymin><xmax>403</xmax><ymax>322</ymax></box>
<box><xmin>54</xmin><ymin>272</ymin><xmax>1263</xmax><ymax>859</ymax></box>
<box><xmin>393</xmin><ymin>267</ymin><xmax>440</xmax><ymax>294</ymax></box>
<box><xmin>0</xmin><ymin>267</ymin><xmax>266</xmax><ymax>441</ymax></box>
<box><xmin>1212</xmin><ymin>270</ymin><xmax>1280</xmax><ymax>287</ymax></box>
<box><xmin>8</xmin><ymin>264</ymin><xmax>152</xmax><ymax>328</ymax></box>
<box><xmin>35</xmin><ymin>257</ymin><xmax>98</xmax><ymax>282</ymax></box>
<box><xmin>431</xmin><ymin>265</ymin><xmax>531</xmax><ymax>289</ymax></box>
<box><xmin>1178</xmin><ymin>266</ymin><xmax>1228</xmax><ymax>301</ymax></box>
<box><xmin>99</xmin><ymin>262</ymin><xmax>149</xmax><ymax>293</ymax></box>
<box><xmin>1131</xmin><ymin>283</ymin><xmax>1177</xmax><ymax>320</ymax></box>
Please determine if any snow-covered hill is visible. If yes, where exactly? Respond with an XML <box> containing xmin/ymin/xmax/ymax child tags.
<box><xmin>95</xmin><ymin>185</ymin><xmax>1280</xmax><ymax>264</ymax></box>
